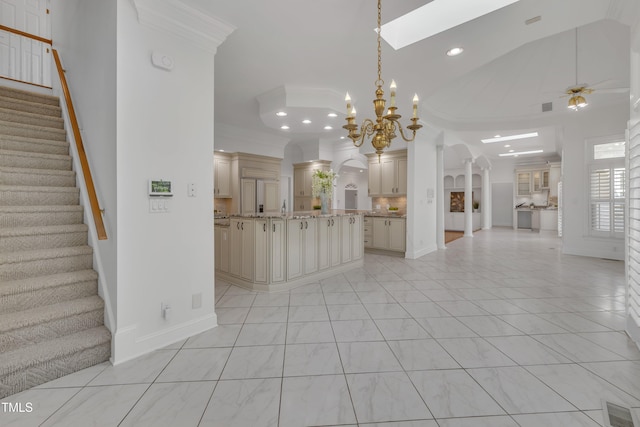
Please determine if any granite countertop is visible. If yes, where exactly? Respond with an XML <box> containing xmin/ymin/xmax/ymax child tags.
<box><xmin>515</xmin><ymin>206</ymin><xmax>558</xmax><ymax>211</ymax></box>
<box><xmin>227</xmin><ymin>210</ymin><xmax>364</xmax><ymax>220</ymax></box>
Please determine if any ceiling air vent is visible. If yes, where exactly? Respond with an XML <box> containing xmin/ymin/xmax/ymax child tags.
<box><xmin>542</xmin><ymin>102</ymin><xmax>553</xmax><ymax>112</ymax></box>
<box><xmin>602</xmin><ymin>400</ymin><xmax>638</xmax><ymax>427</ymax></box>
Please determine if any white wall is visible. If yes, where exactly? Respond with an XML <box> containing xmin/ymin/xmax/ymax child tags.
<box><xmin>111</xmin><ymin>0</ymin><xmax>230</xmax><ymax>363</ymax></box>
<box><xmin>52</xmin><ymin>0</ymin><xmax>118</xmax><ymax>332</ymax></box>
<box><xmin>406</xmin><ymin>131</ymin><xmax>438</xmax><ymax>258</ymax></box>
<box><xmin>335</xmin><ymin>169</ymin><xmax>369</xmax><ymax>210</ymax></box>
<box><xmin>562</xmin><ymin>103</ymin><xmax>629</xmax><ymax>260</ymax></box>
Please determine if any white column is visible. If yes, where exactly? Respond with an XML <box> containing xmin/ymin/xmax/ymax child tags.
<box><xmin>464</xmin><ymin>158</ymin><xmax>473</xmax><ymax>237</ymax></box>
<box><xmin>436</xmin><ymin>144</ymin><xmax>446</xmax><ymax>249</ymax></box>
<box><xmin>482</xmin><ymin>167</ymin><xmax>492</xmax><ymax>230</ymax></box>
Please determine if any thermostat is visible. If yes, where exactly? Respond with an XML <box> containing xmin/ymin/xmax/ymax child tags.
<box><xmin>149</xmin><ymin>179</ymin><xmax>173</xmax><ymax>197</ymax></box>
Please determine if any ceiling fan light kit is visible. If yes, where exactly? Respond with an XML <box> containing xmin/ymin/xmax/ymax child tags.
<box><xmin>343</xmin><ymin>0</ymin><xmax>422</xmax><ymax>160</ymax></box>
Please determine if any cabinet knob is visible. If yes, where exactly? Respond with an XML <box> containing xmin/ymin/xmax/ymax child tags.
<box><xmin>331</xmin><ymin>219</ymin><xmax>334</xmax><ymax>226</ymax></box>
<box><xmin>273</xmin><ymin>224</ymin><xmax>275</xmax><ymax>232</ymax></box>
<box><xmin>305</xmin><ymin>221</ymin><xmax>308</xmax><ymax>229</ymax></box>
<box><xmin>241</xmin><ymin>222</ymin><xmax>244</xmax><ymax>230</ymax></box>
<box><xmin>300</xmin><ymin>221</ymin><xmax>303</xmax><ymax>230</ymax></box>
<box><xmin>263</xmin><ymin>223</ymin><xmax>266</xmax><ymax>232</ymax></box>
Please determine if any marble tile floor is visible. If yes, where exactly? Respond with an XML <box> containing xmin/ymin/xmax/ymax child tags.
<box><xmin>3</xmin><ymin>228</ymin><xmax>640</xmax><ymax>426</ymax></box>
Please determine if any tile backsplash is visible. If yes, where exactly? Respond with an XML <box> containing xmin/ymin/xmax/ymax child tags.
<box><xmin>371</xmin><ymin>196</ymin><xmax>406</xmax><ymax>214</ymax></box>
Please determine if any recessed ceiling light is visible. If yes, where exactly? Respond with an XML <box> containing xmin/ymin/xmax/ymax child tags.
<box><xmin>327</xmin><ymin>112</ymin><xmax>338</xmax><ymax>118</ymax></box>
<box><xmin>359</xmin><ymin>170</ymin><xmax>364</xmax><ymax>173</ymax></box>
<box><xmin>280</xmin><ymin>125</ymin><xmax>290</xmax><ymax>130</ymax></box>
<box><xmin>276</xmin><ymin>111</ymin><xmax>287</xmax><ymax>117</ymax></box>
<box><xmin>302</xmin><ymin>119</ymin><xmax>312</xmax><ymax>124</ymax></box>
<box><xmin>219</xmin><ymin>149</ymin><xmax>225</xmax><ymax>152</ymax></box>
<box><xmin>482</xmin><ymin>132</ymin><xmax>539</xmax><ymax>144</ymax></box>
<box><xmin>494</xmin><ymin>134</ymin><xmax>501</xmax><ymax>138</ymax></box>
<box><xmin>499</xmin><ymin>149</ymin><xmax>544</xmax><ymax>157</ymax></box>
<box><xmin>446</xmin><ymin>47</ymin><xmax>464</xmax><ymax>56</ymax></box>
<box><xmin>504</xmin><ymin>144</ymin><xmax>511</xmax><ymax>148</ymax></box>
<box><xmin>509</xmin><ymin>149</ymin><xmax>514</xmax><ymax>152</ymax></box>
<box><xmin>340</xmin><ymin>136</ymin><xmax>346</xmax><ymax>140</ymax></box>
<box><xmin>324</xmin><ymin>125</ymin><xmax>333</xmax><ymax>130</ymax></box>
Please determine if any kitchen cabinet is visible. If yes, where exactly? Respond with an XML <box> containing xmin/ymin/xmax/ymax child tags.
<box><xmin>229</xmin><ymin>218</ymin><xmax>255</xmax><ymax>280</ymax></box>
<box><xmin>532</xmin><ymin>170</ymin><xmax>549</xmax><ymax>192</ymax></box>
<box><xmin>254</xmin><ymin>220</ymin><xmax>268</xmax><ymax>284</ymax></box>
<box><xmin>228</xmin><ymin>153</ymin><xmax>282</xmax><ymax>215</ymax></box>
<box><xmin>318</xmin><ymin>217</ymin><xmax>341</xmax><ymax>270</ymax></box>
<box><xmin>241</xmin><ymin>179</ymin><xmax>256</xmax><ymax>215</ymax></box>
<box><xmin>371</xmin><ymin>217</ymin><xmax>406</xmax><ymax>252</ymax></box>
<box><xmin>270</xmin><ymin>219</ymin><xmax>286</xmax><ymax>283</ymax></box>
<box><xmin>264</xmin><ymin>181</ymin><xmax>280</xmax><ymax>212</ymax></box>
<box><xmin>287</xmin><ymin>218</ymin><xmax>317</xmax><ymax>279</ymax></box>
<box><xmin>540</xmin><ymin>209</ymin><xmax>558</xmax><ymax>231</ymax></box>
<box><xmin>293</xmin><ymin>161</ymin><xmax>332</xmax><ymax>211</ymax></box>
<box><xmin>549</xmin><ymin>164</ymin><xmax>561</xmax><ymax>198</ymax></box>
<box><xmin>214</xmin><ymin>154</ymin><xmax>231</xmax><ymax>198</ymax></box>
<box><xmin>214</xmin><ymin>225</ymin><xmax>229</xmax><ymax>273</ymax></box>
<box><xmin>341</xmin><ymin>215</ymin><xmax>363</xmax><ymax>262</ymax></box>
<box><xmin>363</xmin><ymin>216</ymin><xmax>373</xmax><ymax>248</ymax></box>
<box><xmin>367</xmin><ymin>150</ymin><xmax>407</xmax><ymax>196</ymax></box>
<box><xmin>517</xmin><ymin>172</ymin><xmax>531</xmax><ymax>196</ymax></box>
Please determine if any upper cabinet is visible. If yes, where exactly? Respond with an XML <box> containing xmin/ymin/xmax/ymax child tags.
<box><xmin>516</xmin><ymin>165</ymin><xmax>556</xmax><ymax>196</ymax></box>
<box><xmin>293</xmin><ymin>161</ymin><xmax>332</xmax><ymax>211</ymax></box>
<box><xmin>367</xmin><ymin>150</ymin><xmax>407</xmax><ymax>197</ymax></box>
<box><xmin>214</xmin><ymin>153</ymin><xmax>232</xmax><ymax>198</ymax></box>
<box><xmin>517</xmin><ymin>171</ymin><xmax>532</xmax><ymax>196</ymax></box>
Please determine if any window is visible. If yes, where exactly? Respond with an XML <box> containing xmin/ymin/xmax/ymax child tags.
<box><xmin>588</xmin><ymin>139</ymin><xmax>625</xmax><ymax>237</ymax></box>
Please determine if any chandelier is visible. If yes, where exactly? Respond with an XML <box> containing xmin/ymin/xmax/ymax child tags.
<box><xmin>343</xmin><ymin>0</ymin><xmax>422</xmax><ymax>159</ymax></box>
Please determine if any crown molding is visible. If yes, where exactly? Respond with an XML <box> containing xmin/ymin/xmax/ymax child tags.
<box><xmin>131</xmin><ymin>0</ymin><xmax>235</xmax><ymax>53</ymax></box>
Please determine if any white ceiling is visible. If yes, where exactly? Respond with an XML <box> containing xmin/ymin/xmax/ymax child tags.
<box><xmin>185</xmin><ymin>0</ymin><xmax>638</xmax><ymax>165</ymax></box>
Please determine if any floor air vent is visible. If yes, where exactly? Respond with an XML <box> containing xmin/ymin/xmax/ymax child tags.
<box><xmin>603</xmin><ymin>400</ymin><xmax>638</xmax><ymax>427</ymax></box>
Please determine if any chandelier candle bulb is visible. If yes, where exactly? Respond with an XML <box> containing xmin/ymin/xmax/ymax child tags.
<box><xmin>351</xmin><ymin>107</ymin><xmax>356</xmax><ymax>119</ymax></box>
<box><xmin>390</xmin><ymin>80</ymin><xmax>397</xmax><ymax>107</ymax></box>
<box><xmin>345</xmin><ymin>92</ymin><xmax>352</xmax><ymax>117</ymax></box>
<box><xmin>412</xmin><ymin>94</ymin><xmax>419</xmax><ymax>118</ymax></box>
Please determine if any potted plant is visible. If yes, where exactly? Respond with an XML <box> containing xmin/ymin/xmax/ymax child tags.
<box><xmin>311</xmin><ymin>169</ymin><xmax>338</xmax><ymax>214</ymax></box>
<box><xmin>472</xmin><ymin>200</ymin><xmax>480</xmax><ymax>212</ymax></box>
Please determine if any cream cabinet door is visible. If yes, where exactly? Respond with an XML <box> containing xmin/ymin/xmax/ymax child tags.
<box><xmin>341</xmin><ymin>216</ymin><xmax>353</xmax><ymax>263</ymax></box>
<box><xmin>303</xmin><ymin>219</ymin><xmax>317</xmax><ymax>274</ymax></box>
<box><xmin>381</xmin><ymin>158</ymin><xmax>396</xmax><ymax>195</ymax></box>
<box><xmin>351</xmin><ymin>215</ymin><xmax>363</xmax><ymax>260</ymax></box>
<box><xmin>329</xmin><ymin>217</ymin><xmax>341</xmax><ymax>267</ymax></box>
<box><xmin>241</xmin><ymin>179</ymin><xmax>256</xmax><ymax>214</ymax></box>
<box><xmin>294</xmin><ymin>168</ymin><xmax>306</xmax><ymax>197</ymax></box>
<box><xmin>287</xmin><ymin>220</ymin><xmax>303</xmax><ymax>280</ymax></box>
<box><xmin>264</xmin><ymin>181</ymin><xmax>279</xmax><ymax>212</ymax></box>
<box><xmin>318</xmin><ymin>218</ymin><xmax>331</xmax><ymax>271</ymax></box>
<box><xmin>214</xmin><ymin>157</ymin><xmax>231</xmax><ymax>198</ymax></box>
<box><xmin>219</xmin><ymin>227</ymin><xmax>229</xmax><ymax>273</ymax></box>
<box><xmin>240</xmin><ymin>220</ymin><xmax>254</xmax><ymax>281</ymax></box>
<box><xmin>372</xmin><ymin>218</ymin><xmax>388</xmax><ymax>249</ymax></box>
<box><xmin>229</xmin><ymin>219</ymin><xmax>242</xmax><ymax>277</ymax></box>
<box><xmin>254</xmin><ymin>220</ymin><xmax>268</xmax><ymax>283</ymax></box>
<box><xmin>271</xmin><ymin>220</ymin><xmax>286</xmax><ymax>283</ymax></box>
<box><xmin>388</xmin><ymin>218</ymin><xmax>406</xmax><ymax>252</ymax></box>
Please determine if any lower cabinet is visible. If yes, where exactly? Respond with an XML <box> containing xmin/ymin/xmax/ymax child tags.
<box><xmin>270</xmin><ymin>219</ymin><xmax>286</xmax><ymax>283</ymax></box>
<box><xmin>287</xmin><ymin>218</ymin><xmax>317</xmax><ymax>280</ymax></box>
<box><xmin>214</xmin><ymin>225</ymin><xmax>230</xmax><ymax>273</ymax></box>
<box><xmin>369</xmin><ymin>217</ymin><xmax>406</xmax><ymax>252</ymax></box>
<box><xmin>318</xmin><ymin>217</ymin><xmax>341</xmax><ymax>270</ymax></box>
<box><xmin>218</xmin><ymin>215</ymin><xmax>364</xmax><ymax>289</ymax></box>
<box><xmin>341</xmin><ymin>215</ymin><xmax>363</xmax><ymax>263</ymax></box>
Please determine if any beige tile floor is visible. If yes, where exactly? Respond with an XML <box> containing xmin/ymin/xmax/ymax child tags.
<box><xmin>3</xmin><ymin>228</ymin><xmax>640</xmax><ymax>426</ymax></box>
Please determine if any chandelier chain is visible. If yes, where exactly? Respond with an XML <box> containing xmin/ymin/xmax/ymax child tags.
<box><xmin>376</xmin><ymin>0</ymin><xmax>383</xmax><ymax>87</ymax></box>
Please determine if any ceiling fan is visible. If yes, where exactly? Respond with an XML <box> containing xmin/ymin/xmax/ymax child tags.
<box><xmin>562</xmin><ymin>28</ymin><xmax>628</xmax><ymax>111</ymax></box>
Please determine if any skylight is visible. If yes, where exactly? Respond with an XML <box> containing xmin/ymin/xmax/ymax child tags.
<box><xmin>482</xmin><ymin>132</ymin><xmax>538</xmax><ymax>144</ymax></box>
<box><xmin>380</xmin><ymin>0</ymin><xmax>520</xmax><ymax>50</ymax></box>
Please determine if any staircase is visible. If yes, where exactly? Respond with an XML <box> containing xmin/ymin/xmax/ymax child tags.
<box><xmin>0</xmin><ymin>86</ymin><xmax>111</xmax><ymax>398</ymax></box>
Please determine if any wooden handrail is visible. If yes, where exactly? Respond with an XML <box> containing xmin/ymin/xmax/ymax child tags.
<box><xmin>52</xmin><ymin>49</ymin><xmax>107</xmax><ymax>240</ymax></box>
<box><xmin>0</xmin><ymin>24</ymin><xmax>51</xmax><ymax>45</ymax></box>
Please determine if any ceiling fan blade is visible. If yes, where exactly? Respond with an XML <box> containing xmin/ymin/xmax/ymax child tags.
<box><xmin>594</xmin><ymin>87</ymin><xmax>630</xmax><ymax>94</ymax></box>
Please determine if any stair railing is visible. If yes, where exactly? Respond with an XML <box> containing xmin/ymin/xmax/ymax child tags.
<box><xmin>0</xmin><ymin>24</ymin><xmax>107</xmax><ymax>240</ymax></box>
<box><xmin>52</xmin><ymin>49</ymin><xmax>107</xmax><ymax>240</ymax></box>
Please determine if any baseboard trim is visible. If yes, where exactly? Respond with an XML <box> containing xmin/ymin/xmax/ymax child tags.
<box><xmin>112</xmin><ymin>312</ymin><xmax>217</xmax><ymax>365</ymax></box>
<box><xmin>405</xmin><ymin>244</ymin><xmax>438</xmax><ymax>259</ymax></box>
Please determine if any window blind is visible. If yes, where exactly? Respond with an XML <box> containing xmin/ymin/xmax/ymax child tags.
<box><xmin>628</xmin><ymin>123</ymin><xmax>640</xmax><ymax>331</ymax></box>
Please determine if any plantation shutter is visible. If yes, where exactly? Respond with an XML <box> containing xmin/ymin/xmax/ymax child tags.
<box><xmin>589</xmin><ymin>166</ymin><xmax>625</xmax><ymax>235</ymax></box>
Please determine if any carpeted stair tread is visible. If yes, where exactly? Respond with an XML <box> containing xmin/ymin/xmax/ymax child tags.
<box><xmin>0</xmin><ymin>120</ymin><xmax>67</xmax><ymax>141</ymax></box>
<box><xmin>0</xmin><ymin>166</ymin><xmax>76</xmax><ymax>187</ymax></box>
<box><xmin>0</xmin><ymin>86</ymin><xmax>59</xmax><ymax>106</ymax></box>
<box><xmin>0</xmin><ymin>326</ymin><xmax>111</xmax><ymax>378</ymax></box>
<box><xmin>0</xmin><ymin>295</ymin><xmax>104</xmax><ymax>334</ymax></box>
<box><xmin>0</xmin><ymin>245</ymin><xmax>93</xmax><ymax>265</ymax></box>
<box><xmin>0</xmin><ymin>95</ymin><xmax>62</xmax><ymax>117</ymax></box>
<box><xmin>0</xmin><ymin>205</ymin><xmax>84</xmax><ymax>228</ymax></box>
<box><xmin>0</xmin><ymin>223</ymin><xmax>88</xmax><ymax>252</ymax></box>
<box><xmin>0</xmin><ymin>134</ymin><xmax>69</xmax><ymax>155</ymax></box>
<box><xmin>0</xmin><ymin>269</ymin><xmax>97</xmax><ymax>298</ymax></box>
<box><xmin>0</xmin><ymin>149</ymin><xmax>72</xmax><ymax>170</ymax></box>
<box><xmin>0</xmin><ymin>185</ymin><xmax>80</xmax><ymax>206</ymax></box>
<box><xmin>0</xmin><ymin>106</ymin><xmax>64</xmax><ymax>129</ymax></box>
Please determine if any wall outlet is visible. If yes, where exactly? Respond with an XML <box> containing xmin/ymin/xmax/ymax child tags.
<box><xmin>192</xmin><ymin>293</ymin><xmax>202</xmax><ymax>309</ymax></box>
<box><xmin>161</xmin><ymin>303</ymin><xmax>171</xmax><ymax>320</ymax></box>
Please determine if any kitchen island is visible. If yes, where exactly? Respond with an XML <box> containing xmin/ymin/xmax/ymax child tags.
<box><xmin>214</xmin><ymin>212</ymin><xmax>363</xmax><ymax>292</ymax></box>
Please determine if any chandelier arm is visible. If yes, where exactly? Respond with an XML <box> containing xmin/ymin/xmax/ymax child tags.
<box><xmin>395</xmin><ymin>121</ymin><xmax>419</xmax><ymax>143</ymax></box>
<box><xmin>348</xmin><ymin>119</ymin><xmax>376</xmax><ymax>147</ymax></box>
